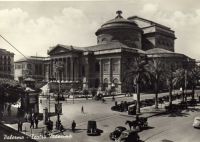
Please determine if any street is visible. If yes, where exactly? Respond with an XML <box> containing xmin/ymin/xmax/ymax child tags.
<box><xmin>6</xmin><ymin>91</ymin><xmax>200</xmax><ymax>142</ymax></box>
<box><xmin>36</xmin><ymin>93</ymin><xmax>200</xmax><ymax>142</ymax></box>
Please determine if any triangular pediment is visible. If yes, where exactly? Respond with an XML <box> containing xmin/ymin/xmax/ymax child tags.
<box><xmin>48</xmin><ymin>46</ymin><xmax>68</xmax><ymax>55</ymax></box>
<box><xmin>48</xmin><ymin>44</ymin><xmax>84</xmax><ymax>55</ymax></box>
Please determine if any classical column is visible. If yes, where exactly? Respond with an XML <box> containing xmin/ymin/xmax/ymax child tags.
<box><xmin>68</xmin><ymin>58</ymin><xmax>70</xmax><ymax>81</ymax></box>
<box><xmin>74</xmin><ymin>58</ymin><xmax>77</xmax><ymax>81</ymax></box>
<box><xmin>70</xmin><ymin>57</ymin><xmax>74</xmax><ymax>81</ymax></box>
<box><xmin>119</xmin><ymin>58</ymin><xmax>122</xmax><ymax>82</ymax></box>
<box><xmin>76</xmin><ymin>59</ymin><xmax>79</xmax><ymax>81</ymax></box>
<box><xmin>99</xmin><ymin>59</ymin><xmax>103</xmax><ymax>87</ymax></box>
<box><xmin>109</xmin><ymin>58</ymin><xmax>112</xmax><ymax>86</ymax></box>
<box><xmin>65</xmin><ymin>57</ymin><xmax>68</xmax><ymax>81</ymax></box>
<box><xmin>61</xmin><ymin>58</ymin><xmax>64</xmax><ymax>81</ymax></box>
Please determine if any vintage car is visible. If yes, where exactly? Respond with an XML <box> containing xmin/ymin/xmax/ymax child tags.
<box><xmin>193</xmin><ymin>116</ymin><xmax>200</xmax><ymax>128</ymax></box>
<box><xmin>116</xmin><ymin>130</ymin><xmax>140</xmax><ymax>142</ymax></box>
<box><xmin>109</xmin><ymin>126</ymin><xmax>127</xmax><ymax>140</ymax></box>
<box><xmin>87</xmin><ymin>120</ymin><xmax>103</xmax><ymax>136</ymax></box>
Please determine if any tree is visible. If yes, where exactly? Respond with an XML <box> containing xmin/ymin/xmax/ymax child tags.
<box><xmin>173</xmin><ymin>68</ymin><xmax>186</xmax><ymax>102</ymax></box>
<box><xmin>147</xmin><ymin>59</ymin><xmax>165</xmax><ymax>109</ymax></box>
<box><xmin>187</xmin><ymin>65</ymin><xmax>200</xmax><ymax>100</ymax></box>
<box><xmin>0</xmin><ymin>84</ymin><xmax>24</xmax><ymax>112</ymax></box>
<box><xmin>123</xmin><ymin>55</ymin><xmax>149</xmax><ymax>113</ymax></box>
<box><xmin>165</xmin><ymin>64</ymin><xmax>175</xmax><ymax>107</ymax></box>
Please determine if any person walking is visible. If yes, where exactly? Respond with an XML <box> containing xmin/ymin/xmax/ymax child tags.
<box><xmin>18</xmin><ymin>120</ymin><xmax>23</xmax><ymax>132</ymax></box>
<box><xmin>20</xmin><ymin>120</ymin><xmax>23</xmax><ymax>132</ymax></box>
<box><xmin>81</xmin><ymin>106</ymin><xmax>84</xmax><ymax>113</ymax></box>
<box><xmin>60</xmin><ymin>124</ymin><xmax>64</xmax><ymax>135</ymax></box>
<box><xmin>71</xmin><ymin>120</ymin><xmax>76</xmax><ymax>133</ymax></box>
<box><xmin>18</xmin><ymin>120</ymin><xmax>20</xmax><ymax>132</ymax></box>
<box><xmin>30</xmin><ymin>118</ymin><xmax>34</xmax><ymax>129</ymax></box>
<box><xmin>35</xmin><ymin>116</ymin><xmax>38</xmax><ymax>128</ymax></box>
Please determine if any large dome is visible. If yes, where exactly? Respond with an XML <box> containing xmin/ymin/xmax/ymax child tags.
<box><xmin>95</xmin><ymin>11</ymin><xmax>141</xmax><ymax>36</ymax></box>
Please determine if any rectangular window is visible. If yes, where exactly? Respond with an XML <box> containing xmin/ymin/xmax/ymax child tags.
<box><xmin>103</xmin><ymin>60</ymin><xmax>109</xmax><ymax>73</ymax></box>
<box><xmin>112</xmin><ymin>59</ymin><xmax>120</xmax><ymax>73</ymax></box>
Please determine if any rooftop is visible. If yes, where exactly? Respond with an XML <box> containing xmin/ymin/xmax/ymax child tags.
<box><xmin>0</xmin><ymin>48</ymin><xmax>14</xmax><ymax>55</ymax></box>
<box><xmin>146</xmin><ymin>48</ymin><xmax>185</xmax><ymax>58</ymax></box>
<box><xmin>84</xmin><ymin>41</ymin><xmax>145</xmax><ymax>54</ymax></box>
<box><xmin>15</xmin><ymin>56</ymin><xmax>46</xmax><ymax>63</ymax></box>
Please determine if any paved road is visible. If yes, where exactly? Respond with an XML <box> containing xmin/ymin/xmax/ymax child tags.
<box><xmin>36</xmin><ymin>95</ymin><xmax>200</xmax><ymax>142</ymax></box>
<box><xmin>140</xmin><ymin>106</ymin><xmax>200</xmax><ymax>142</ymax></box>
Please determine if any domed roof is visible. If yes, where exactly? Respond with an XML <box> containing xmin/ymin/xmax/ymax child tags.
<box><xmin>96</xmin><ymin>11</ymin><xmax>141</xmax><ymax>35</ymax></box>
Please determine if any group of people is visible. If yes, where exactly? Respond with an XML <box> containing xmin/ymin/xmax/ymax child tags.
<box><xmin>30</xmin><ymin>116</ymin><xmax>39</xmax><ymax>129</ymax></box>
<box><xmin>24</xmin><ymin>113</ymin><xmax>39</xmax><ymax>129</ymax></box>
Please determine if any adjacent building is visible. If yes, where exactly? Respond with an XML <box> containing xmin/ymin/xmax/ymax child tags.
<box><xmin>0</xmin><ymin>48</ymin><xmax>14</xmax><ymax>79</ymax></box>
<box><xmin>14</xmin><ymin>56</ymin><xmax>46</xmax><ymax>82</ymax></box>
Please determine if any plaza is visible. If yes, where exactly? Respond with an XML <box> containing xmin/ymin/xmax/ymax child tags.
<box><xmin>4</xmin><ymin>90</ymin><xmax>200</xmax><ymax>142</ymax></box>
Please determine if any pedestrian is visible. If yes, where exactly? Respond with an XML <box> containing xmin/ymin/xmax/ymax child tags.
<box><xmin>35</xmin><ymin>116</ymin><xmax>38</xmax><ymax>128</ymax></box>
<box><xmin>17</xmin><ymin>120</ymin><xmax>20</xmax><ymax>132</ymax></box>
<box><xmin>30</xmin><ymin>118</ymin><xmax>34</xmax><ymax>129</ymax></box>
<box><xmin>20</xmin><ymin>120</ymin><xmax>23</xmax><ymax>132</ymax></box>
<box><xmin>81</xmin><ymin>106</ymin><xmax>84</xmax><ymax>113</ymax></box>
<box><xmin>60</xmin><ymin>124</ymin><xmax>64</xmax><ymax>135</ymax></box>
<box><xmin>71</xmin><ymin>120</ymin><xmax>76</xmax><ymax>132</ymax></box>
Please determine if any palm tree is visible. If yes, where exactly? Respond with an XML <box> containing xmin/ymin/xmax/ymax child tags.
<box><xmin>123</xmin><ymin>55</ymin><xmax>149</xmax><ymax>113</ymax></box>
<box><xmin>173</xmin><ymin>68</ymin><xmax>186</xmax><ymax>102</ymax></box>
<box><xmin>165</xmin><ymin>64</ymin><xmax>175</xmax><ymax>107</ymax></box>
<box><xmin>147</xmin><ymin>59</ymin><xmax>165</xmax><ymax>109</ymax></box>
<box><xmin>187</xmin><ymin>65</ymin><xmax>200</xmax><ymax>100</ymax></box>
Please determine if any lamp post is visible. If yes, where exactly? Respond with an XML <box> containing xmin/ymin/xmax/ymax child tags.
<box><xmin>55</xmin><ymin>61</ymin><xmax>63</xmax><ymax>129</ymax></box>
<box><xmin>47</xmin><ymin>88</ymin><xmax>50</xmax><ymax>117</ymax></box>
<box><xmin>111</xmin><ymin>83</ymin><xmax>115</xmax><ymax>100</ymax></box>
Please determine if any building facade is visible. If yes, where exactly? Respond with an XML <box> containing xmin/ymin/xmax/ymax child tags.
<box><xmin>14</xmin><ymin>56</ymin><xmax>46</xmax><ymax>82</ymax></box>
<box><xmin>0</xmin><ymin>48</ymin><xmax>14</xmax><ymax>79</ymax></box>
<box><xmin>36</xmin><ymin>11</ymin><xmax>193</xmax><ymax>93</ymax></box>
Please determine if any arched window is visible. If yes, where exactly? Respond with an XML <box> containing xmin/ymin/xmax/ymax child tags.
<box><xmin>113</xmin><ymin>78</ymin><xmax>119</xmax><ymax>88</ymax></box>
<box><xmin>104</xmin><ymin>78</ymin><xmax>108</xmax><ymax>88</ymax></box>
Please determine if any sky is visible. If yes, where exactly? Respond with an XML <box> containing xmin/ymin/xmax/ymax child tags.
<box><xmin>0</xmin><ymin>0</ymin><xmax>200</xmax><ymax>61</ymax></box>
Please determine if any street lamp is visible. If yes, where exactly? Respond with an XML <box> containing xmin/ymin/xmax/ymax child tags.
<box><xmin>46</xmin><ymin>88</ymin><xmax>50</xmax><ymax>117</ymax></box>
<box><xmin>55</xmin><ymin>61</ymin><xmax>63</xmax><ymax>129</ymax></box>
<box><xmin>111</xmin><ymin>83</ymin><xmax>115</xmax><ymax>100</ymax></box>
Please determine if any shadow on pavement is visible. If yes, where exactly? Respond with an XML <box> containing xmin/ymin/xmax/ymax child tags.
<box><xmin>168</xmin><ymin>111</ymin><xmax>189</xmax><ymax>117</ymax></box>
<box><xmin>142</xmin><ymin>126</ymin><xmax>154</xmax><ymax>131</ymax></box>
<box><xmin>185</xmin><ymin>107</ymin><xmax>200</xmax><ymax>112</ymax></box>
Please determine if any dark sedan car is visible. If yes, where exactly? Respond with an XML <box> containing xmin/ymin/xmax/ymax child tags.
<box><xmin>109</xmin><ymin>126</ymin><xmax>127</xmax><ymax>140</ymax></box>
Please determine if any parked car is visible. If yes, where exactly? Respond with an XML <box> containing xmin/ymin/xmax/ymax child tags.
<box><xmin>193</xmin><ymin>116</ymin><xmax>200</xmax><ymax>128</ymax></box>
<box><xmin>116</xmin><ymin>130</ymin><xmax>140</xmax><ymax>142</ymax></box>
<box><xmin>87</xmin><ymin>120</ymin><xmax>103</xmax><ymax>136</ymax></box>
<box><xmin>128</xmin><ymin>104</ymin><xmax>136</xmax><ymax>115</ymax></box>
<box><xmin>109</xmin><ymin>126</ymin><xmax>127</xmax><ymax>140</ymax></box>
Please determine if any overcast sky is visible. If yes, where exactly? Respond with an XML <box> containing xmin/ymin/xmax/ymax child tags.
<box><xmin>0</xmin><ymin>0</ymin><xmax>200</xmax><ymax>61</ymax></box>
